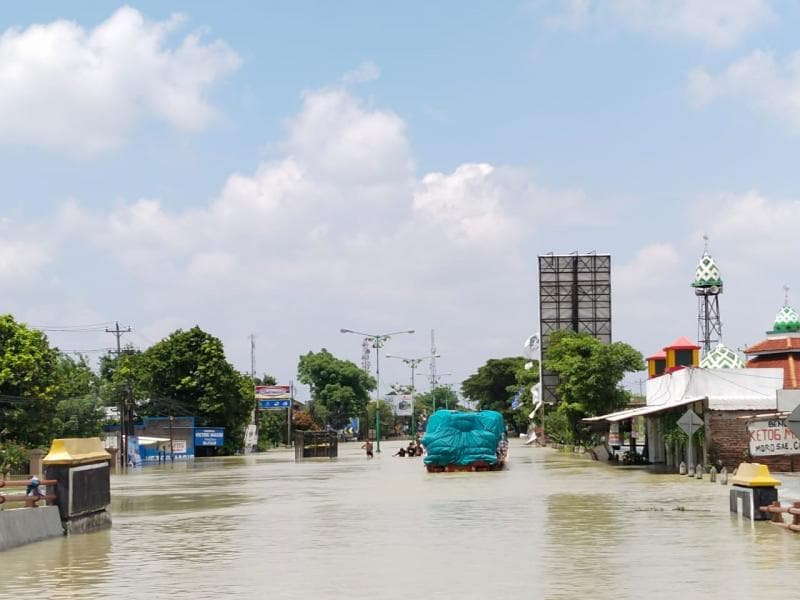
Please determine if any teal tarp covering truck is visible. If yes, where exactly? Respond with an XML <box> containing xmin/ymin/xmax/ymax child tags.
<box><xmin>422</xmin><ymin>410</ymin><xmax>506</xmax><ymax>469</ymax></box>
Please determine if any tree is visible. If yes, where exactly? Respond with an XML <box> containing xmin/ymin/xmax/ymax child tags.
<box><xmin>142</xmin><ymin>327</ymin><xmax>253</xmax><ymax>454</ymax></box>
<box><xmin>55</xmin><ymin>354</ymin><xmax>100</xmax><ymax>400</ymax></box>
<box><xmin>461</xmin><ymin>357</ymin><xmax>539</xmax><ymax>433</ymax></box>
<box><xmin>0</xmin><ymin>315</ymin><xmax>61</xmax><ymax>447</ymax></box>
<box><xmin>297</xmin><ymin>349</ymin><xmax>375</xmax><ymax>430</ymax></box>
<box><xmin>543</xmin><ymin>331</ymin><xmax>644</xmax><ymax>441</ymax></box>
<box><xmin>366</xmin><ymin>400</ymin><xmax>394</xmax><ymax>439</ymax></box>
<box><xmin>52</xmin><ymin>396</ymin><xmax>105</xmax><ymax>438</ymax></box>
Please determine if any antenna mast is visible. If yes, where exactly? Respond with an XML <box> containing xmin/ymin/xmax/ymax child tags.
<box><xmin>429</xmin><ymin>329</ymin><xmax>438</xmax><ymax>390</ymax></box>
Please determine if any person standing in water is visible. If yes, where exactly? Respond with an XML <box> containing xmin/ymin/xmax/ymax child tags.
<box><xmin>361</xmin><ymin>439</ymin><xmax>374</xmax><ymax>458</ymax></box>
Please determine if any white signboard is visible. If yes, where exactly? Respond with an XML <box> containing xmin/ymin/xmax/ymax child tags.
<box><xmin>171</xmin><ymin>440</ymin><xmax>187</xmax><ymax>454</ymax></box>
<box><xmin>389</xmin><ymin>394</ymin><xmax>413</xmax><ymax>416</ymax></box>
<box><xmin>748</xmin><ymin>418</ymin><xmax>800</xmax><ymax>456</ymax></box>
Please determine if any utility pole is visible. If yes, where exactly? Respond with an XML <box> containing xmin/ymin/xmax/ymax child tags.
<box><xmin>247</xmin><ymin>334</ymin><xmax>258</xmax><ymax>453</ymax></box>
<box><xmin>250</xmin><ymin>334</ymin><xmax>256</xmax><ymax>382</ymax></box>
<box><xmin>106</xmin><ymin>321</ymin><xmax>131</xmax><ymax>469</ymax></box>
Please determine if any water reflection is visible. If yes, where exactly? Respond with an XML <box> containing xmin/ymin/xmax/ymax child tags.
<box><xmin>1</xmin><ymin>441</ymin><xmax>799</xmax><ymax>599</ymax></box>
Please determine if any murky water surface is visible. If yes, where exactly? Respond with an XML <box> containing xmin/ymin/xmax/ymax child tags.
<box><xmin>2</xmin><ymin>440</ymin><xmax>797</xmax><ymax>599</ymax></box>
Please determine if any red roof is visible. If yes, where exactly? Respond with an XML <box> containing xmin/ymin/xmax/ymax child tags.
<box><xmin>663</xmin><ymin>336</ymin><xmax>700</xmax><ymax>351</ymax></box>
<box><xmin>744</xmin><ymin>337</ymin><xmax>800</xmax><ymax>355</ymax></box>
<box><xmin>746</xmin><ymin>355</ymin><xmax>799</xmax><ymax>389</ymax></box>
<box><xmin>646</xmin><ymin>350</ymin><xmax>667</xmax><ymax>361</ymax></box>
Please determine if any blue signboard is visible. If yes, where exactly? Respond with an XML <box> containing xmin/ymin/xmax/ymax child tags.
<box><xmin>258</xmin><ymin>399</ymin><xmax>291</xmax><ymax>409</ymax></box>
<box><xmin>194</xmin><ymin>427</ymin><xmax>225</xmax><ymax>447</ymax></box>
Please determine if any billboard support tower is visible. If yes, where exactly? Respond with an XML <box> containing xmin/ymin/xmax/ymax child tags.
<box><xmin>692</xmin><ymin>236</ymin><xmax>723</xmax><ymax>353</ymax></box>
<box><xmin>538</xmin><ymin>253</ymin><xmax>611</xmax><ymax>404</ymax></box>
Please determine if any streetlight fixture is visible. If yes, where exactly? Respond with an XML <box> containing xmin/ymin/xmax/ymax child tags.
<box><xmin>340</xmin><ymin>328</ymin><xmax>414</xmax><ymax>453</ymax></box>
<box><xmin>385</xmin><ymin>353</ymin><xmax>439</xmax><ymax>439</ymax></box>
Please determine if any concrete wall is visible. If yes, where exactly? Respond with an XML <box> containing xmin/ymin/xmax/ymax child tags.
<box><xmin>0</xmin><ymin>506</ymin><xmax>63</xmax><ymax>552</ymax></box>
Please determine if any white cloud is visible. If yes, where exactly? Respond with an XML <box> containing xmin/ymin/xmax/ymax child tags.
<box><xmin>413</xmin><ymin>164</ymin><xmax>520</xmax><ymax>245</ymax></box>
<box><xmin>8</xmin><ymin>75</ymin><xmax>612</xmax><ymax>389</ymax></box>
<box><xmin>546</xmin><ymin>0</ymin><xmax>773</xmax><ymax>48</ymax></box>
<box><xmin>688</xmin><ymin>50</ymin><xmax>800</xmax><ymax>131</ymax></box>
<box><xmin>615</xmin><ymin>243</ymin><xmax>680</xmax><ymax>291</ymax></box>
<box><xmin>341</xmin><ymin>61</ymin><xmax>381</xmax><ymax>85</ymax></box>
<box><xmin>698</xmin><ymin>190</ymin><xmax>800</xmax><ymax>257</ymax></box>
<box><xmin>283</xmin><ymin>87</ymin><xmax>413</xmax><ymax>185</ymax></box>
<box><xmin>0</xmin><ymin>6</ymin><xmax>240</xmax><ymax>154</ymax></box>
<box><xmin>0</xmin><ymin>238</ymin><xmax>49</xmax><ymax>283</ymax></box>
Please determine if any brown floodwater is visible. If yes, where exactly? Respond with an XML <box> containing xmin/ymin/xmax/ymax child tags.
<box><xmin>1</xmin><ymin>439</ymin><xmax>796</xmax><ymax>599</ymax></box>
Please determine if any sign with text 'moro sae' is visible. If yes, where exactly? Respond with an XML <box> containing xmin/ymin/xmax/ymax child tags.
<box><xmin>748</xmin><ymin>418</ymin><xmax>800</xmax><ymax>457</ymax></box>
<box><xmin>256</xmin><ymin>385</ymin><xmax>291</xmax><ymax>410</ymax></box>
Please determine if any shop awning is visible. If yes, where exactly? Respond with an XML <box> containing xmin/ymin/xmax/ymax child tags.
<box><xmin>136</xmin><ymin>436</ymin><xmax>171</xmax><ymax>446</ymax></box>
<box><xmin>583</xmin><ymin>396</ymin><xmax>703</xmax><ymax>423</ymax></box>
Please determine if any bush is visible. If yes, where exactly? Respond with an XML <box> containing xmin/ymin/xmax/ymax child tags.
<box><xmin>544</xmin><ymin>408</ymin><xmax>573</xmax><ymax>445</ymax></box>
<box><xmin>0</xmin><ymin>441</ymin><xmax>28</xmax><ymax>477</ymax></box>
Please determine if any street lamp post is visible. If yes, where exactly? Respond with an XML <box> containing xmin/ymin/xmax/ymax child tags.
<box><xmin>340</xmin><ymin>328</ymin><xmax>414</xmax><ymax>453</ymax></box>
<box><xmin>420</xmin><ymin>371</ymin><xmax>453</xmax><ymax>410</ymax></box>
<box><xmin>386</xmin><ymin>353</ymin><xmax>439</xmax><ymax>439</ymax></box>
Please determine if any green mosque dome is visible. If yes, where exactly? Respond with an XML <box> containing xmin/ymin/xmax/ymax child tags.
<box><xmin>773</xmin><ymin>305</ymin><xmax>800</xmax><ymax>333</ymax></box>
<box><xmin>691</xmin><ymin>252</ymin><xmax>723</xmax><ymax>289</ymax></box>
<box><xmin>699</xmin><ymin>343</ymin><xmax>744</xmax><ymax>369</ymax></box>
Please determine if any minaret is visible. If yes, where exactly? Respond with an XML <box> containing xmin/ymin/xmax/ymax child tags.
<box><xmin>691</xmin><ymin>236</ymin><xmax>723</xmax><ymax>353</ymax></box>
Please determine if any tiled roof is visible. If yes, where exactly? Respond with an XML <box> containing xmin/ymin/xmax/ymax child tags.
<box><xmin>664</xmin><ymin>336</ymin><xmax>700</xmax><ymax>351</ymax></box>
<box><xmin>646</xmin><ymin>350</ymin><xmax>666</xmax><ymax>361</ymax></box>
<box><xmin>746</xmin><ymin>355</ymin><xmax>799</xmax><ymax>389</ymax></box>
<box><xmin>744</xmin><ymin>337</ymin><xmax>800</xmax><ymax>355</ymax></box>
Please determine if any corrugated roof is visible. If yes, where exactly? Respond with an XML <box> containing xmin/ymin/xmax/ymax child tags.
<box><xmin>583</xmin><ymin>397</ymin><xmax>699</xmax><ymax>422</ymax></box>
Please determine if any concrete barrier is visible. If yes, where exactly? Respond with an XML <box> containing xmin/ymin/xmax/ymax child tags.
<box><xmin>0</xmin><ymin>506</ymin><xmax>63</xmax><ymax>551</ymax></box>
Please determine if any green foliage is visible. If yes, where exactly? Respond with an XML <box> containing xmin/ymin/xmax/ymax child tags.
<box><xmin>0</xmin><ymin>315</ymin><xmax>61</xmax><ymax>447</ymax></box>
<box><xmin>543</xmin><ymin>331</ymin><xmax>644</xmax><ymax>441</ymax></box>
<box><xmin>543</xmin><ymin>405</ymin><xmax>573</xmax><ymax>445</ymax></box>
<box><xmin>366</xmin><ymin>400</ymin><xmax>394</xmax><ymax>439</ymax></box>
<box><xmin>140</xmin><ymin>327</ymin><xmax>253</xmax><ymax>454</ymax></box>
<box><xmin>257</xmin><ymin>410</ymin><xmax>288</xmax><ymax>449</ymax></box>
<box><xmin>414</xmin><ymin>386</ymin><xmax>461</xmax><ymax>432</ymax></box>
<box><xmin>460</xmin><ymin>357</ymin><xmax>540</xmax><ymax>433</ymax></box>
<box><xmin>253</xmin><ymin>374</ymin><xmax>277</xmax><ymax>386</ymax></box>
<box><xmin>297</xmin><ymin>349</ymin><xmax>375</xmax><ymax>430</ymax></box>
<box><xmin>52</xmin><ymin>395</ymin><xmax>106</xmax><ymax>438</ymax></box>
<box><xmin>0</xmin><ymin>440</ymin><xmax>28</xmax><ymax>477</ymax></box>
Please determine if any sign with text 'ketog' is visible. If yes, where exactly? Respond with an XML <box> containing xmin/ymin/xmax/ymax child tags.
<box><xmin>748</xmin><ymin>419</ymin><xmax>800</xmax><ymax>457</ymax></box>
<box><xmin>256</xmin><ymin>385</ymin><xmax>291</xmax><ymax>410</ymax></box>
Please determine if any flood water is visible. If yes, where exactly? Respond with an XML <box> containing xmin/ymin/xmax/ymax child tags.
<box><xmin>2</xmin><ymin>439</ymin><xmax>798</xmax><ymax>599</ymax></box>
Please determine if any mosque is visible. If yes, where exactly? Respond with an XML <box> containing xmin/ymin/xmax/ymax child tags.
<box><xmin>589</xmin><ymin>246</ymin><xmax>800</xmax><ymax>472</ymax></box>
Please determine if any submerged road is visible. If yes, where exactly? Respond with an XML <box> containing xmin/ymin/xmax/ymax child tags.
<box><xmin>1</xmin><ymin>439</ymin><xmax>797</xmax><ymax>599</ymax></box>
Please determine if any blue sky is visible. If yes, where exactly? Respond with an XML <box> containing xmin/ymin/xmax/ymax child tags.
<box><xmin>2</xmin><ymin>1</ymin><xmax>799</xmax><ymax>399</ymax></box>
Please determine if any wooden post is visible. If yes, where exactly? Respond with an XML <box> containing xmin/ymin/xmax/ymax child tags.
<box><xmin>769</xmin><ymin>501</ymin><xmax>784</xmax><ymax>524</ymax></box>
<box><xmin>793</xmin><ymin>501</ymin><xmax>800</xmax><ymax>528</ymax></box>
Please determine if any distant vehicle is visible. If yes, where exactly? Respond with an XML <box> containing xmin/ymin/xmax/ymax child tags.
<box><xmin>421</xmin><ymin>410</ymin><xmax>508</xmax><ymax>473</ymax></box>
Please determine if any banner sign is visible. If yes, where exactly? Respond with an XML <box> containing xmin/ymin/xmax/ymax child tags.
<box><xmin>194</xmin><ymin>427</ymin><xmax>225</xmax><ymax>447</ymax></box>
<box><xmin>255</xmin><ymin>385</ymin><xmax>291</xmax><ymax>399</ymax></box>
<box><xmin>748</xmin><ymin>418</ymin><xmax>800</xmax><ymax>456</ymax></box>
<box><xmin>258</xmin><ymin>399</ymin><xmax>291</xmax><ymax>410</ymax></box>
<box><xmin>389</xmin><ymin>394</ymin><xmax>413</xmax><ymax>416</ymax></box>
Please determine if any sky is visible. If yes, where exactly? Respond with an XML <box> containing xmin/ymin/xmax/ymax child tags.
<box><xmin>2</xmin><ymin>0</ymin><xmax>800</xmax><ymax>401</ymax></box>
